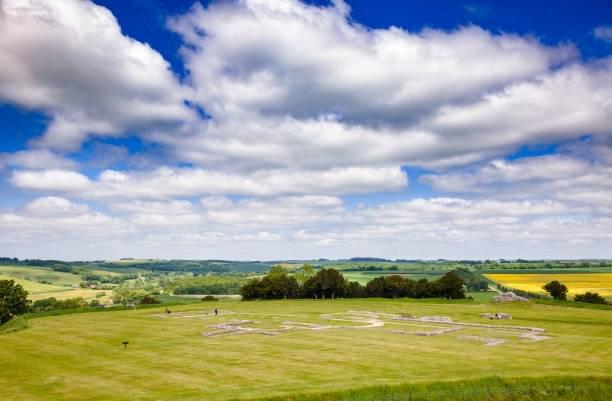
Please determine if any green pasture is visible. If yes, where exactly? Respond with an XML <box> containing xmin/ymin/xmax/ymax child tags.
<box><xmin>342</xmin><ymin>271</ymin><xmax>447</xmax><ymax>284</ymax></box>
<box><xmin>0</xmin><ymin>265</ymin><xmax>116</xmax><ymax>301</ymax></box>
<box><xmin>0</xmin><ymin>273</ymin><xmax>69</xmax><ymax>294</ymax></box>
<box><xmin>318</xmin><ymin>261</ymin><xmax>459</xmax><ymax>271</ymax></box>
<box><xmin>0</xmin><ymin>265</ymin><xmax>82</xmax><ymax>286</ymax></box>
<box><xmin>1</xmin><ymin>297</ymin><xmax>610</xmax><ymax>401</ymax></box>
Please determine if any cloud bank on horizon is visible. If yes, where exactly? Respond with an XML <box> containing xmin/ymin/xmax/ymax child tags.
<box><xmin>0</xmin><ymin>0</ymin><xmax>611</xmax><ymax>260</ymax></box>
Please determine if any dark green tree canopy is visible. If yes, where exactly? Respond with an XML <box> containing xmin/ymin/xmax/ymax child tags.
<box><xmin>435</xmin><ymin>271</ymin><xmax>466</xmax><ymax>299</ymax></box>
<box><xmin>0</xmin><ymin>279</ymin><xmax>30</xmax><ymax>325</ymax></box>
<box><xmin>574</xmin><ymin>292</ymin><xmax>607</xmax><ymax>304</ymax></box>
<box><xmin>240</xmin><ymin>268</ymin><xmax>468</xmax><ymax>301</ymax></box>
<box><xmin>303</xmin><ymin>268</ymin><xmax>347</xmax><ymax>299</ymax></box>
<box><xmin>365</xmin><ymin>276</ymin><xmax>385</xmax><ymax>297</ymax></box>
<box><xmin>383</xmin><ymin>275</ymin><xmax>413</xmax><ymax>299</ymax></box>
<box><xmin>542</xmin><ymin>280</ymin><xmax>568</xmax><ymax>300</ymax></box>
<box><xmin>240</xmin><ymin>266</ymin><xmax>299</xmax><ymax>300</ymax></box>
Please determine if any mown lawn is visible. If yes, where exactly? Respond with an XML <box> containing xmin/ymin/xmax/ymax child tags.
<box><xmin>1</xmin><ymin>298</ymin><xmax>611</xmax><ymax>401</ymax></box>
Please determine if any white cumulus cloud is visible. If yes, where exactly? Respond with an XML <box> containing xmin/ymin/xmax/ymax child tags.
<box><xmin>0</xmin><ymin>0</ymin><xmax>194</xmax><ymax>150</ymax></box>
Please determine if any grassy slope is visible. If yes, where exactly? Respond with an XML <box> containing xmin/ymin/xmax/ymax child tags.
<box><xmin>0</xmin><ymin>265</ymin><xmax>82</xmax><ymax>286</ymax></box>
<box><xmin>0</xmin><ymin>265</ymin><xmax>113</xmax><ymax>301</ymax></box>
<box><xmin>1</xmin><ymin>298</ymin><xmax>611</xmax><ymax>401</ymax></box>
<box><xmin>0</xmin><ymin>316</ymin><xmax>28</xmax><ymax>334</ymax></box>
<box><xmin>0</xmin><ymin>273</ymin><xmax>68</xmax><ymax>294</ymax></box>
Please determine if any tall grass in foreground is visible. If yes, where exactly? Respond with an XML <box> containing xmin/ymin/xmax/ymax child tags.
<box><xmin>245</xmin><ymin>376</ymin><xmax>612</xmax><ymax>401</ymax></box>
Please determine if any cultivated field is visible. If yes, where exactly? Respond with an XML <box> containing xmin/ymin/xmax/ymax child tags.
<box><xmin>0</xmin><ymin>265</ymin><xmax>112</xmax><ymax>301</ymax></box>
<box><xmin>342</xmin><ymin>271</ymin><xmax>446</xmax><ymax>284</ymax></box>
<box><xmin>0</xmin><ymin>265</ymin><xmax>82</xmax><ymax>285</ymax></box>
<box><xmin>1</xmin><ymin>298</ymin><xmax>611</xmax><ymax>401</ymax></box>
<box><xmin>485</xmin><ymin>273</ymin><xmax>612</xmax><ymax>299</ymax></box>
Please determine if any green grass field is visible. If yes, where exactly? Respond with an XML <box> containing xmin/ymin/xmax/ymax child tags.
<box><xmin>1</xmin><ymin>297</ymin><xmax>610</xmax><ymax>401</ymax></box>
<box><xmin>0</xmin><ymin>265</ymin><xmax>115</xmax><ymax>301</ymax></box>
<box><xmin>0</xmin><ymin>265</ymin><xmax>82</xmax><ymax>286</ymax></box>
<box><xmin>342</xmin><ymin>271</ymin><xmax>447</xmax><ymax>284</ymax></box>
<box><xmin>0</xmin><ymin>273</ymin><xmax>68</xmax><ymax>294</ymax></box>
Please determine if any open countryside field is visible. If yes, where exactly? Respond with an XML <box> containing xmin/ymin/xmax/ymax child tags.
<box><xmin>27</xmin><ymin>288</ymin><xmax>114</xmax><ymax>302</ymax></box>
<box><xmin>1</xmin><ymin>298</ymin><xmax>611</xmax><ymax>401</ymax></box>
<box><xmin>0</xmin><ymin>265</ymin><xmax>82</xmax><ymax>286</ymax></box>
<box><xmin>0</xmin><ymin>265</ymin><xmax>113</xmax><ymax>301</ymax></box>
<box><xmin>343</xmin><ymin>271</ymin><xmax>446</xmax><ymax>285</ymax></box>
<box><xmin>0</xmin><ymin>273</ymin><xmax>69</xmax><ymax>295</ymax></box>
<box><xmin>485</xmin><ymin>273</ymin><xmax>612</xmax><ymax>299</ymax></box>
<box><xmin>0</xmin><ymin>276</ymin><xmax>112</xmax><ymax>301</ymax></box>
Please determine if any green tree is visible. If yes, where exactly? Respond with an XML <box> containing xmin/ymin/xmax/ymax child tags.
<box><xmin>0</xmin><ymin>280</ymin><xmax>30</xmax><ymax>325</ymax></box>
<box><xmin>434</xmin><ymin>271</ymin><xmax>466</xmax><ymax>299</ymax></box>
<box><xmin>32</xmin><ymin>297</ymin><xmax>57</xmax><ymax>312</ymax></box>
<box><xmin>240</xmin><ymin>278</ymin><xmax>264</xmax><ymax>300</ymax></box>
<box><xmin>383</xmin><ymin>275</ymin><xmax>412</xmax><ymax>299</ymax></box>
<box><xmin>365</xmin><ymin>276</ymin><xmax>385</xmax><ymax>297</ymax></box>
<box><xmin>574</xmin><ymin>292</ymin><xmax>607</xmax><ymax>304</ymax></box>
<box><xmin>542</xmin><ymin>280</ymin><xmax>568</xmax><ymax>300</ymax></box>
<box><xmin>260</xmin><ymin>273</ymin><xmax>299</xmax><ymax>299</ymax></box>
<box><xmin>294</xmin><ymin>264</ymin><xmax>315</xmax><ymax>287</ymax></box>
<box><xmin>412</xmin><ymin>278</ymin><xmax>432</xmax><ymax>298</ymax></box>
<box><xmin>344</xmin><ymin>281</ymin><xmax>365</xmax><ymax>298</ymax></box>
<box><xmin>239</xmin><ymin>266</ymin><xmax>298</xmax><ymax>300</ymax></box>
<box><xmin>303</xmin><ymin>268</ymin><xmax>346</xmax><ymax>299</ymax></box>
<box><xmin>267</xmin><ymin>265</ymin><xmax>287</xmax><ymax>277</ymax></box>
<box><xmin>168</xmin><ymin>275</ymin><xmax>245</xmax><ymax>295</ymax></box>
<box><xmin>140</xmin><ymin>295</ymin><xmax>161</xmax><ymax>304</ymax></box>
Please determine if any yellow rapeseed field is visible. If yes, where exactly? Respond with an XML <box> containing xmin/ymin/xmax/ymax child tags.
<box><xmin>485</xmin><ymin>273</ymin><xmax>612</xmax><ymax>298</ymax></box>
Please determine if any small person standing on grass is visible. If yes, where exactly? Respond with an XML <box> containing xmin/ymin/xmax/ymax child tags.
<box><xmin>215</xmin><ymin>308</ymin><xmax>218</xmax><ymax>316</ymax></box>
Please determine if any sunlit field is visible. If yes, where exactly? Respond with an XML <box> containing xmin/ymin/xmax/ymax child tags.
<box><xmin>485</xmin><ymin>273</ymin><xmax>612</xmax><ymax>298</ymax></box>
<box><xmin>0</xmin><ymin>265</ymin><xmax>113</xmax><ymax>301</ymax></box>
<box><xmin>2</xmin><ymin>298</ymin><xmax>611</xmax><ymax>401</ymax></box>
<box><xmin>342</xmin><ymin>271</ymin><xmax>446</xmax><ymax>285</ymax></box>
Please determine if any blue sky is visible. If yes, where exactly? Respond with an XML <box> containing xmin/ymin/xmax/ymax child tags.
<box><xmin>0</xmin><ymin>0</ymin><xmax>611</xmax><ymax>260</ymax></box>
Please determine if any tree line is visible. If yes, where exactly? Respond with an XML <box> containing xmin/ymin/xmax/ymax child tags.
<box><xmin>166</xmin><ymin>275</ymin><xmax>246</xmax><ymax>295</ymax></box>
<box><xmin>240</xmin><ymin>266</ymin><xmax>466</xmax><ymax>300</ymax></box>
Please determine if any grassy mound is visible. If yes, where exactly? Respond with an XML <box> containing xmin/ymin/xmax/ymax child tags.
<box><xmin>0</xmin><ymin>316</ymin><xmax>28</xmax><ymax>335</ymax></box>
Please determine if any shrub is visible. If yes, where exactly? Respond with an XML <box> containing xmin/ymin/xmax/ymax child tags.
<box><xmin>140</xmin><ymin>295</ymin><xmax>161</xmax><ymax>304</ymax></box>
<box><xmin>574</xmin><ymin>292</ymin><xmax>607</xmax><ymax>304</ymax></box>
<box><xmin>31</xmin><ymin>297</ymin><xmax>87</xmax><ymax>312</ymax></box>
<box><xmin>201</xmin><ymin>295</ymin><xmax>218</xmax><ymax>301</ymax></box>
<box><xmin>31</xmin><ymin>297</ymin><xmax>57</xmax><ymax>312</ymax></box>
